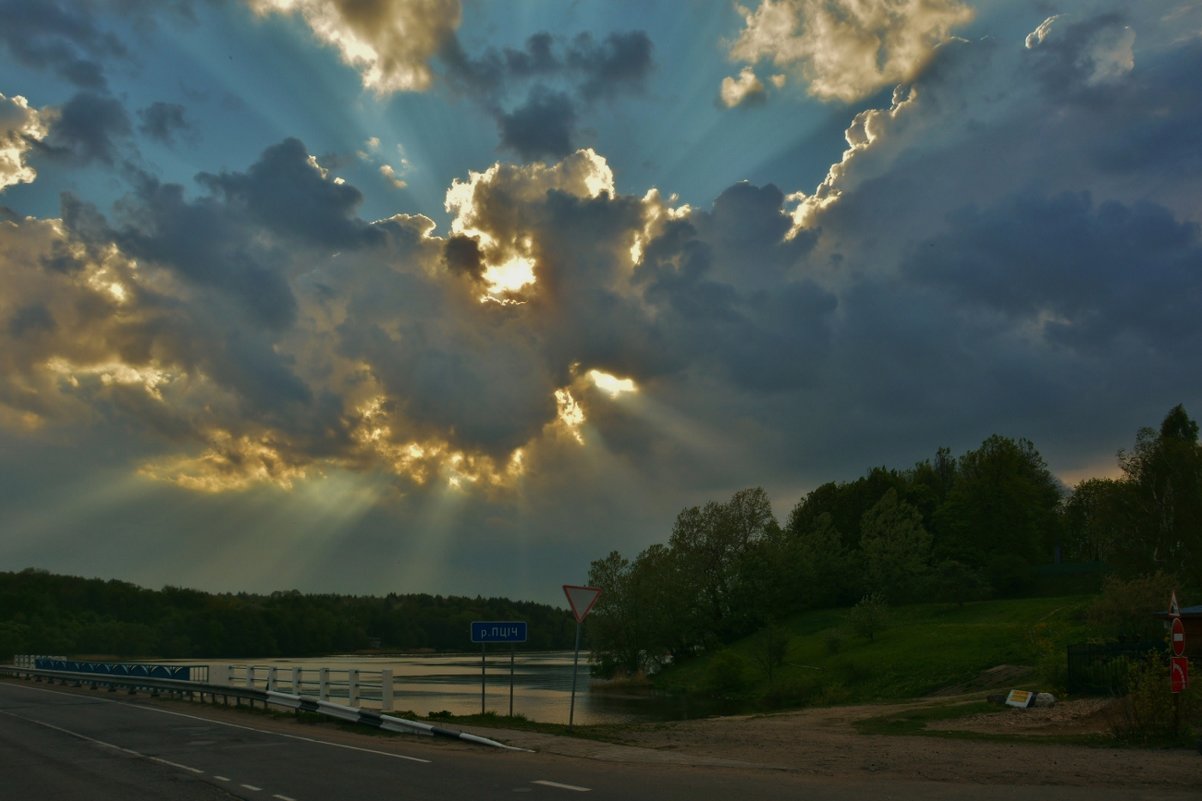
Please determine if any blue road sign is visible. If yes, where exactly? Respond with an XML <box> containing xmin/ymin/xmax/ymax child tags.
<box><xmin>471</xmin><ymin>620</ymin><xmax>527</xmax><ymax>643</ymax></box>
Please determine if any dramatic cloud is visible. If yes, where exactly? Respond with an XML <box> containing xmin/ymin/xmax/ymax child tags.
<box><xmin>0</xmin><ymin>94</ymin><xmax>48</xmax><ymax>190</ymax></box>
<box><xmin>1</xmin><ymin>1</ymin><xmax>1200</xmax><ymax>601</ymax></box>
<box><xmin>441</xmin><ymin>30</ymin><xmax>654</xmax><ymax>159</ymax></box>
<box><xmin>248</xmin><ymin>0</ymin><xmax>461</xmax><ymax>93</ymax></box>
<box><xmin>728</xmin><ymin>0</ymin><xmax>973</xmax><ymax>102</ymax></box>
<box><xmin>36</xmin><ymin>90</ymin><xmax>131</xmax><ymax>165</ymax></box>
<box><xmin>0</xmin><ymin>0</ymin><xmax>126</xmax><ymax>89</ymax></box>
<box><xmin>137</xmin><ymin>101</ymin><xmax>189</xmax><ymax>144</ymax></box>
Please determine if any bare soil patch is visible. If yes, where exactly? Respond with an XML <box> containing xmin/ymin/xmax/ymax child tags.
<box><xmin>604</xmin><ymin>696</ymin><xmax>1201</xmax><ymax>789</ymax></box>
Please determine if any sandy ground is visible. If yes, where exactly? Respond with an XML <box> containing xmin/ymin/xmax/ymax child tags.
<box><xmin>572</xmin><ymin>695</ymin><xmax>1202</xmax><ymax>790</ymax></box>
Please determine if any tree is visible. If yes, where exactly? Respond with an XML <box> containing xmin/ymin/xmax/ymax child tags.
<box><xmin>933</xmin><ymin>435</ymin><xmax>1063</xmax><ymax>593</ymax></box>
<box><xmin>668</xmin><ymin>487</ymin><xmax>777</xmax><ymax>647</ymax></box>
<box><xmin>1061</xmin><ymin>477</ymin><xmax>1129</xmax><ymax>562</ymax></box>
<box><xmin>859</xmin><ymin>489</ymin><xmax>933</xmax><ymax>602</ymax></box>
<box><xmin>1116</xmin><ymin>404</ymin><xmax>1202</xmax><ymax>589</ymax></box>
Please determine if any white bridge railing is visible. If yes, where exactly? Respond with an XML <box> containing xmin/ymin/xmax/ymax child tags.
<box><xmin>216</xmin><ymin>665</ymin><xmax>396</xmax><ymax>713</ymax></box>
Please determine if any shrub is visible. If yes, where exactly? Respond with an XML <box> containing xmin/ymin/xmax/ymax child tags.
<box><xmin>1110</xmin><ymin>653</ymin><xmax>1201</xmax><ymax>745</ymax></box>
<box><xmin>705</xmin><ymin>650</ymin><xmax>748</xmax><ymax>695</ymax></box>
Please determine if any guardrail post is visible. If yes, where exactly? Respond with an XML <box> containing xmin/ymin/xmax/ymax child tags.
<box><xmin>348</xmin><ymin>669</ymin><xmax>359</xmax><ymax>707</ymax></box>
<box><xmin>319</xmin><ymin>667</ymin><xmax>330</xmax><ymax>701</ymax></box>
<box><xmin>246</xmin><ymin>665</ymin><xmax>256</xmax><ymax>690</ymax></box>
<box><xmin>291</xmin><ymin>667</ymin><xmax>301</xmax><ymax>694</ymax></box>
<box><xmin>380</xmin><ymin>669</ymin><xmax>394</xmax><ymax>713</ymax></box>
<box><xmin>267</xmin><ymin>667</ymin><xmax>277</xmax><ymax>692</ymax></box>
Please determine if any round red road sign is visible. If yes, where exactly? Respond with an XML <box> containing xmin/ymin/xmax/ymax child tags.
<box><xmin>1171</xmin><ymin>616</ymin><xmax>1186</xmax><ymax>657</ymax></box>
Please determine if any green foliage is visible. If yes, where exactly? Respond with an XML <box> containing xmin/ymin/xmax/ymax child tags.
<box><xmin>848</xmin><ymin>592</ymin><xmax>888</xmax><ymax>641</ymax></box>
<box><xmin>704</xmin><ymin>649</ymin><xmax>749</xmax><ymax>695</ymax></box>
<box><xmin>0</xmin><ymin>568</ymin><xmax>575</xmax><ymax>660</ymax></box>
<box><xmin>655</xmin><ymin>595</ymin><xmax>1089</xmax><ymax>710</ymax></box>
<box><xmin>1110</xmin><ymin>653</ymin><xmax>1202</xmax><ymax>745</ymax></box>
<box><xmin>1087</xmin><ymin>571</ymin><xmax>1179</xmax><ymax>642</ymax></box>
<box><xmin>859</xmin><ymin>490</ymin><xmax>932</xmax><ymax>602</ymax></box>
<box><xmin>1115</xmin><ymin>405</ymin><xmax>1202</xmax><ymax>590</ymax></box>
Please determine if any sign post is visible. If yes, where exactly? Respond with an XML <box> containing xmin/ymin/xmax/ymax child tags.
<box><xmin>470</xmin><ymin>621</ymin><xmax>528</xmax><ymax>716</ymax></box>
<box><xmin>563</xmin><ymin>584</ymin><xmax>602</xmax><ymax>730</ymax></box>
<box><xmin>1167</xmin><ymin>591</ymin><xmax>1186</xmax><ymax>737</ymax></box>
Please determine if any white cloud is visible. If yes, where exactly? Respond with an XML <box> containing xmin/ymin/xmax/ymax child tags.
<box><xmin>728</xmin><ymin>0</ymin><xmax>973</xmax><ymax>102</ymax></box>
<box><xmin>720</xmin><ymin>66</ymin><xmax>767</xmax><ymax>107</ymax></box>
<box><xmin>248</xmin><ymin>0</ymin><xmax>460</xmax><ymax>93</ymax></box>
<box><xmin>0</xmin><ymin>94</ymin><xmax>48</xmax><ymax>191</ymax></box>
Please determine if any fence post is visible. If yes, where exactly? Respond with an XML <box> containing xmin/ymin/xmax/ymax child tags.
<box><xmin>348</xmin><ymin>669</ymin><xmax>359</xmax><ymax>707</ymax></box>
<box><xmin>267</xmin><ymin>667</ymin><xmax>277</xmax><ymax>692</ymax></box>
<box><xmin>380</xmin><ymin>668</ymin><xmax>394</xmax><ymax>713</ymax></box>
<box><xmin>319</xmin><ymin>667</ymin><xmax>330</xmax><ymax>701</ymax></box>
<box><xmin>291</xmin><ymin>667</ymin><xmax>302</xmax><ymax>695</ymax></box>
<box><xmin>246</xmin><ymin>665</ymin><xmax>256</xmax><ymax>690</ymax></box>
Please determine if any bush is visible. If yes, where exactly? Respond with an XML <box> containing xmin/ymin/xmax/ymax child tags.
<box><xmin>849</xmin><ymin>593</ymin><xmax>888</xmax><ymax>642</ymax></box>
<box><xmin>705</xmin><ymin>650</ymin><xmax>748</xmax><ymax>695</ymax></box>
<box><xmin>1110</xmin><ymin>653</ymin><xmax>1201</xmax><ymax>745</ymax></box>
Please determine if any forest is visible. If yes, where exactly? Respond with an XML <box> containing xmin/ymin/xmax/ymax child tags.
<box><xmin>585</xmin><ymin>404</ymin><xmax>1202</xmax><ymax>677</ymax></box>
<box><xmin>0</xmin><ymin>571</ymin><xmax>576</xmax><ymax>660</ymax></box>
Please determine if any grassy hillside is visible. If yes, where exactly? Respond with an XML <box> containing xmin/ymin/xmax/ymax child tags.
<box><xmin>652</xmin><ymin>595</ymin><xmax>1093</xmax><ymax>710</ymax></box>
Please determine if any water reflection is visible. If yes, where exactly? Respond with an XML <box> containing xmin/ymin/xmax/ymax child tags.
<box><xmin>184</xmin><ymin>651</ymin><xmax>700</xmax><ymax>726</ymax></box>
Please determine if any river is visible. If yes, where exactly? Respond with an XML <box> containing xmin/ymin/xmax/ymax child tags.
<box><xmin>176</xmin><ymin>651</ymin><xmax>699</xmax><ymax>726</ymax></box>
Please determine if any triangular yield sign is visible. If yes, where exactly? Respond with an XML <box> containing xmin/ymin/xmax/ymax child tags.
<box><xmin>1170</xmin><ymin>590</ymin><xmax>1182</xmax><ymax>618</ymax></box>
<box><xmin>563</xmin><ymin>584</ymin><xmax>602</xmax><ymax>623</ymax></box>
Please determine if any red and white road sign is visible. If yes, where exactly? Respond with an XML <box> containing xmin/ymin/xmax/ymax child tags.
<box><xmin>1171</xmin><ymin>656</ymin><xmax>1189</xmax><ymax>694</ymax></box>
<box><xmin>1171</xmin><ymin>617</ymin><xmax>1187</xmax><ymax>657</ymax></box>
<box><xmin>563</xmin><ymin>584</ymin><xmax>602</xmax><ymax>623</ymax></box>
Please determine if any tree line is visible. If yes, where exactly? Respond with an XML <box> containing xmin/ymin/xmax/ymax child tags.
<box><xmin>587</xmin><ymin>405</ymin><xmax>1202</xmax><ymax>677</ymax></box>
<box><xmin>0</xmin><ymin>570</ymin><xmax>576</xmax><ymax>660</ymax></box>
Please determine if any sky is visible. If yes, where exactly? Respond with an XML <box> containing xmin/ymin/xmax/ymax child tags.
<box><xmin>1</xmin><ymin>0</ymin><xmax>1200</xmax><ymax>606</ymax></box>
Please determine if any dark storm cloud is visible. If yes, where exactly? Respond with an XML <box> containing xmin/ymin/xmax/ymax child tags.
<box><xmin>0</xmin><ymin>0</ymin><xmax>125</xmax><ymax>89</ymax></box>
<box><xmin>198</xmin><ymin>138</ymin><xmax>382</xmax><ymax>250</ymax></box>
<box><xmin>441</xmin><ymin>30</ymin><xmax>653</xmax><ymax>159</ymax></box>
<box><xmin>137</xmin><ymin>101</ymin><xmax>189</xmax><ymax>144</ymax></box>
<box><xmin>38</xmin><ymin>91</ymin><xmax>131</xmax><ymax>164</ymax></box>
<box><xmin>112</xmin><ymin>177</ymin><xmax>298</xmax><ymax>330</ymax></box>
<box><xmin>442</xmin><ymin>234</ymin><xmax>485</xmax><ymax>281</ymax></box>
<box><xmin>8</xmin><ymin>304</ymin><xmax>56</xmax><ymax>338</ymax></box>
<box><xmin>904</xmin><ymin>192</ymin><xmax>1202</xmax><ymax>354</ymax></box>
<box><xmin>497</xmin><ymin>89</ymin><xmax>577</xmax><ymax>161</ymax></box>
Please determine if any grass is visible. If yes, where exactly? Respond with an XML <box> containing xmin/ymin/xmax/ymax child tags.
<box><xmin>653</xmin><ymin>595</ymin><xmax>1094</xmax><ymax>708</ymax></box>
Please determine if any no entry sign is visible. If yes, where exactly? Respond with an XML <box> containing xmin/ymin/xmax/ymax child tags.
<box><xmin>1171</xmin><ymin>617</ymin><xmax>1186</xmax><ymax>657</ymax></box>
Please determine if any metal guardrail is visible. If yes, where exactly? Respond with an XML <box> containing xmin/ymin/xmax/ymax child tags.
<box><xmin>0</xmin><ymin>664</ymin><xmax>516</xmax><ymax>749</ymax></box>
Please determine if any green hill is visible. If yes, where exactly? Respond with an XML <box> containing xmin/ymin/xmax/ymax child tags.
<box><xmin>651</xmin><ymin>595</ymin><xmax>1095</xmax><ymax>710</ymax></box>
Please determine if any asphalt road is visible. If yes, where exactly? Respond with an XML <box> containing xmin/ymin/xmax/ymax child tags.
<box><xmin>1</xmin><ymin>679</ymin><xmax>1197</xmax><ymax>801</ymax></box>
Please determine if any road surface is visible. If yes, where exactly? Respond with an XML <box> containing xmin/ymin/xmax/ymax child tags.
<box><xmin>0</xmin><ymin>679</ymin><xmax>1194</xmax><ymax>800</ymax></box>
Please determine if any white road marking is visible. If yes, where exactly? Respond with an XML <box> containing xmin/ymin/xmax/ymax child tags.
<box><xmin>532</xmin><ymin>779</ymin><xmax>592</xmax><ymax>792</ymax></box>
<box><xmin>149</xmin><ymin>755</ymin><xmax>205</xmax><ymax>774</ymax></box>
<box><xmin>273</xmin><ymin>795</ymin><xmax>298</xmax><ymax>801</ymax></box>
<box><xmin>214</xmin><ymin>776</ymin><xmax>231</xmax><ymax>782</ymax></box>
<box><xmin>241</xmin><ymin>784</ymin><xmax>263</xmax><ymax>791</ymax></box>
<box><xmin>4</xmin><ymin>682</ymin><xmax>431</xmax><ymax>763</ymax></box>
<box><xmin>0</xmin><ymin>708</ymin><xmax>205</xmax><ymax>777</ymax></box>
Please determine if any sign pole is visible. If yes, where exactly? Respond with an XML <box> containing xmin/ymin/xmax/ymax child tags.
<box><xmin>568</xmin><ymin>619</ymin><xmax>582</xmax><ymax>730</ymax></box>
<box><xmin>470</xmin><ymin>621</ymin><xmax>528</xmax><ymax>716</ymax></box>
<box><xmin>562</xmin><ymin>584</ymin><xmax>602</xmax><ymax>732</ymax></box>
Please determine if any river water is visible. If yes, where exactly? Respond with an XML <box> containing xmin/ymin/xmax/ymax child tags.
<box><xmin>179</xmin><ymin>651</ymin><xmax>696</xmax><ymax>726</ymax></box>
